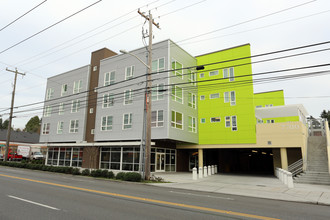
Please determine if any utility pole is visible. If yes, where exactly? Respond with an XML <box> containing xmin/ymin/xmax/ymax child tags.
<box><xmin>138</xmin><ymin>9</ymin><xmax>159</xmax><ymax>180</ymax></box>
<box><xmin>4</xmin><ymin>68</ymin><xmax>25</xmax><ymax>161</ymax></box>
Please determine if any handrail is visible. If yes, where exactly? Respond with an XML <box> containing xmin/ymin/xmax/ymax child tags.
<box><xmin>288</xmin><ymin>159</ymin><xmax>303</xmax><ymax>177</ymax></box>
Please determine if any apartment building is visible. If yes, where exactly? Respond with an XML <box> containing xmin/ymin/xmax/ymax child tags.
<box><xmin>40</xmin><ymin>40</ymin><xmax>308</xmax><ymax>175</ymax></box>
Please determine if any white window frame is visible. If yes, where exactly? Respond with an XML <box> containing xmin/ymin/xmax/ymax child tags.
<box><xmin>124</xmin><ymin>89</ymin><xmax>133</xmax><ymax>105</ymax></box>
<box><xmin>256</xmin><ymin>105</ymin><xmax>262</xmax><ymax>108</ymax></box>
<box><xmin>209</xmin><ymin>70</ymin><xmax>219</xmax><ymax>77</ymax></box>
<box><xmin>188</xmin><ymin>116</ymin><xmax>197</xmax><ymax>133</ymax></box>
<box><xmin>73</xmin><ymin>80</ymin><xmax>82</xmax><ymax>94</ymax></box>
<box><xmin>171</xmin><ymin>60</ymin><xmax>183</xmax><ymax>78</ymax></box>
<box><xmin>223</xmin><ymin>68</ymin><xmax>228</xmax><ymax>79</ymax></box>
<box><xmin>199</xmin><ymin>73</ymin><xmax>205</xmax><ymax>78</ymax></box>
<box><xmin>211</xmin><ymin>117</ymin><xmax>221</xmax><ymax>123</ymax></box>
<box><xmin>152</xmin><ymin>57</ymin><xmax>165</xmax><ymax>73</ymax></box>
<box><xmin>230</xmin><ymin>91</ymin><xmax>236</xmax><ymax>106</ymax></box>
<box><xmin>57</xmin><ymin>121</ymin><xmax>64</xmax><ymax>134</ymax></box>
<box><xmin>210</xmin><ymin>93</ymin><xmax>220</xmax><ymax>99</ymax></box>
<box><xmin>59</xmin><ymin>103</ymin><xmax>64</xmax><ymax>115</ymax></box>
<box><xmin>224</xmin><ymin>92</ymin><xmax>229</xmax><ymax>103</ymax></box>
<box><xmin>171</xmin><ymin>110</ymin><xmax>183</xmax><ymax>130</ymax></box>
<box><xmin>46</xmin><ymin>88</ymin><xmax>54</xmax><ymax>100</ymax></box>
<box><xmin>200</xmin><ymin>95</ymin><xmax>205</xmax><ymax>100</ymax></box>
<box><xmin>229</xmin><ymin>67</ymin><xmax>234</xmax><ymax>82</ymax></box>
<box><xmin>151</xmin><ymin>110</ymin><xmax>164</xmax><ymax>128</ymax></box>
<box><xmin>123</xmin><ymin>113</ymin><xmax>132</xmax><ymax>130</ymax></box>
<box><xmin>42</xmin><ymin>123</ymin><xmax>50</xmax><ymax>135</ymax></box>
<box><xmin>171</xmin><ymin>86</ymin><xmax>183</xmax><ymax>103</ymax></box>
<box><xmin>152</xmin><ymin>84</ymin><xmax>165</xmax><ymax>101</ymax></box>
<box><xmin>125</xmin><ymin>66</ymin><xmax>134</xmax><ymax>80</ymax></box>
<box><xmin>188</xmin><ymin>71</ymin><xmax>197</xmax><ymax>86</ymax></box>
<box><xmin>71</xmin><ymin>100</ymin><xmax>80</xmax><ymax>113</ymax></box>
<box><xmin>61</xmin><ymin>84</ymin><xmax>68</xmax><ymax>96</ymax></box>
<box><xmin>232</xmin><ymin>116</ymin><xmax>237</xmax><ymax>131</ymax></box>
<box><xmin>69</xmin><ymin>120</ymin><xmax>79</xmax><ymax>133</ymax></box>
<box><xmin>200</xmin><ymin>118</ymin><xmax>206</xmax><ymax>123</ymax></box>
<box><xmin>103</xmin><ymin>93</ymin><xmax>114</xmax><ymax>108</ymax></box>
<box><xmin>104</xmin><ymin>71</ymin><xmax>115</xmax><ymax>86</ymax></box>
<box><xmin>225</xmin><ymin>116</ymin><xmax>231</xmax><ymax>127</ymax></box>
<box><xmin>44</xmin><ymin>106</ymin><xmax>52</xmax><ymax>117</ymax></box>
<box><xmin>188</xmin><ymin>93</ymin><xmax>196</xmax><ymax>109</ymax></box>
<box><xmin>101</xmin><ymin>116</ymin><xmax>113</xmax><ymax>131</ymax></box>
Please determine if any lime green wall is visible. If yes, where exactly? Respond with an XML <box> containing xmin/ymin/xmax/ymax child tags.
<box><xmin>196</xmin><ymin>44</ymin><xmax>256</xmax><ymax>144</ymax></box>
<box><xmin>262</xmin><ymin>116</ymin><xmax>299</xmax><ymax>123</ymax></box>
<box><xmin>254</xmin><ymin>90</ymin><xmax>285</xmax><ymax>107</ymax></box>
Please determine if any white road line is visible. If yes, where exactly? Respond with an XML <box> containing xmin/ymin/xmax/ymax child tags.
<box><xmin>8</xmin><ymin>195</ymin><xmax>60</xmax><ymax>210</ymax></box>
<box><xmin>169</xmin><ymin>191</ymin><xmax>234</xmax><ymax>200</ymax></box>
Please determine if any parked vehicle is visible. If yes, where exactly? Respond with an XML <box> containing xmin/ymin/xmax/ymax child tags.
<box><xmin>7</xmin><ymin>149</ymin><xmax>23</xmax><ymax>161</ymax></box>
<box><xmin>17</xmin><ymin>146</ymin><xmax>44</xmax><ymax>160</ymax></box>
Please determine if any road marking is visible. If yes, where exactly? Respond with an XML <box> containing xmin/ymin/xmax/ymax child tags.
<box><xmin>8</xmin><ymin>195</ymin><xmax>60</xmax><ymax>210</ymax></box>
<box><xmin>169</xmin><ymin>191</ymin><xmax>234</xmax><ymax>200</ymax></box>
<box><xmin>0</xmin><ymin>173</ymin><xmax>279</xmax><ymax>220</ymax></box>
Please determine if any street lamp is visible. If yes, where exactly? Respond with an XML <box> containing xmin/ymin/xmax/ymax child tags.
<box><xmin>120</xmin><ymin>49</ymin><xmax>151</xmax><ymax>180</ymax></box>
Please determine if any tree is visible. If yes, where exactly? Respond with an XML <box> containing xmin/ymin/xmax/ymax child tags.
<box><xmin>2</xmin><ymin>119</ymin><xmax>9</xmax><ymax>130</ymax></box>
<box><xmin>0</xmin><ymin>118</ymin><xmax>3</xmax><ymax>129</ymax></box>
<box><xmin>320</xmin><ymin>110</ymin><xmax>330</xmax><ymax>127</ymax></box>
<box><xmin>24</xmin><ymin>116</ymin><xmax>41</xmax><ymax>133</ymax></box>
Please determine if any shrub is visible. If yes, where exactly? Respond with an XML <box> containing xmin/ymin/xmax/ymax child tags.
<box><xmin>81</xmin><ymin>169</ymin><xmax>90</xmax><ymax>176</ymax></box>
<box><xmin>123</xmin><ymin>172</ymin><xmax>142</xmax><ymax>182</ymax></box>
<box><xmin>108</xmin><ymin>171</ymin><xmax>115</xmax><ymax>179</ymax></box>
<box><xmin>72</xmin><ymin>168</ymin><xmax>81</xmax><ymax>175</ymax></box>
<box><xmin>115</xmin><ymin>172</ymin><xmax>125</xmax><ymax>180</ymax></box>
<box><xmin>91</xmin><ymin>169</ymin><xmax>103</xmax><ymax>177</ymax></box>
<box><xmin>101</xmin><ymin>169</ymin><xmax>110</xmax><ymax>178</ymax></box>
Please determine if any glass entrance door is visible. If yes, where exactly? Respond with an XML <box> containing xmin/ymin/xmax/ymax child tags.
<box><xmin>156</xmin><ymin>153</ymin><xmax>165</xmax><ymax>172</ymax></box>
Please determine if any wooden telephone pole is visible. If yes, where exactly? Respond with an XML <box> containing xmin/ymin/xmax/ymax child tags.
<box><xmin>4</xmin><ymin>68</ymin><xmax>25</xmax><ymax>161</ymax></box>
<box><xmin>138</xmin><ymin>9</ymin><xmax>160</xmax><ymax>180</ymax></box>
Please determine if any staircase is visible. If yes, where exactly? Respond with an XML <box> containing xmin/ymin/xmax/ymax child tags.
<box><xmin>294</xmin><ymin>136</ymin><xmax>330</xmax><ymax>185</ymax></box>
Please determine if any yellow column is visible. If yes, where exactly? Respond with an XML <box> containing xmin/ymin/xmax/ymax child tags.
<box><xmin>198</xmin><ymin>148</ymin><xmax>203</xmax><ymax>168</ymax></box>
<box><xmin>280</xmin><ymin>148</ymin><xmax>288</xmax><ymax>170</ymax></box>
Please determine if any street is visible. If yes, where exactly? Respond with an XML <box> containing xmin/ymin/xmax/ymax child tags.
<box><xmin>0</xmin><ymin>167</ymin><xmax>329</xmax><ymax>220</ymax></box>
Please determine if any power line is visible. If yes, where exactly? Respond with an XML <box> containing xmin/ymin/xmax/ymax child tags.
<box><xmin>0</xmin><ymin>0</ymin><xmax>48</xmax><ymax>32</ymax></box>
<box><xmin>0</xmin><ymin>0</ymin><xmax>102</xmax><ymax>55</ymax></box>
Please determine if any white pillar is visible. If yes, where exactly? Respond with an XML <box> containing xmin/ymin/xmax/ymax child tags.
<box><xmin>287</xmin><ymin>172</ymin><xmax>294</xmax><ymax>188</ymax></box>
<box><xmin>211</xmin><ymin>165</ymin><xmax>215</xmax><ymax>174</ymax></box>
<box><xmin>203</xmin><ymin>166</ymin><xmax>208</xmax><ymax>177</ymax></box>
<box><xmin>192</xmin><ymin>167</ymin><xmax>198</xmax><ymax>180</ymax></box>
<box><xmin>199</xmin><ymin>167</ymin><xmax>203</xmax><ymax>179</ymax></box>
<box><xmin>207</xmin><ymin>165</ymin><xmax>211</xmax><ymax>176</ymax></box>
<box><xmin>283</xmin><ymin>170</ymin><xmax>288</xmax><ymax>185</ymax></box>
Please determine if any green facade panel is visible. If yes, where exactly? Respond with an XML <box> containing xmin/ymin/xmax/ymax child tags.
<box><xmin>254</xmin><ymin>90</ymin><xmax>285</xmax><ymax>108</ymax></box>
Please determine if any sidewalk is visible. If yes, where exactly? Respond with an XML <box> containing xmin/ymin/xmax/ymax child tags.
<box><xmin>148</xmin><ymin>172</ymin><xmax>330</xmax><ymax>205</ymax></box>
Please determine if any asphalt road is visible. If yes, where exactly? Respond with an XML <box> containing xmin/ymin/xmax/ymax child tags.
<box><xmin>0</xmin><ymin>166</ymin><xmax>329</xmax><ymax>220</ymax></box>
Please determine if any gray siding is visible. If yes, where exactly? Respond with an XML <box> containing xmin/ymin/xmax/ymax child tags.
<box><xmin>39</xmin><ymin>65</ymin><xmax>90</xmax><ymax>143</ymax></box>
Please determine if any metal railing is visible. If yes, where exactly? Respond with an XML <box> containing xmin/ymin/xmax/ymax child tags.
<box><xmin>308</xmin><ymin>118</ymin><xmax>327</xmax><ymax>136</ymax></box>
<box><xmin>288</xmin><ymin>158</ymin><xmax>303</xmax><ymax>177</ymax></box>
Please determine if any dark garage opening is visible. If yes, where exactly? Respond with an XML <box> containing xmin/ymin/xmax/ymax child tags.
<box><xmin>204</xmin><ymin>148</ymin><xmax>274</xmax><ymax>175</ymax></box>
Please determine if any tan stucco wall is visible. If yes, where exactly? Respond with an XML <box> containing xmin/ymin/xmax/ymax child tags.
<box><xmin>325</xmin><ymin>121</ymin><xmax>330</xmax><ymax>174</ymax></box>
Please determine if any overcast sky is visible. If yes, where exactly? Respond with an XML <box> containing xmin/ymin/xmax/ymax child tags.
<box><xmin>1</xmin><ymin>0</ymin><xmax>330</xmax><ymax>129</ymax></box>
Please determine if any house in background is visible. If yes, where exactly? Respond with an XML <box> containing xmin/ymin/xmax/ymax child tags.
<box><xmin>39</xmin><ymin>40</ymin><xmax>309</xmax><ymax>175</ymax></box>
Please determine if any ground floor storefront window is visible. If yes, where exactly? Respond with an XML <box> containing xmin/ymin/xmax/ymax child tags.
<box><xmin>99</xmin><ymin>146</ymin><xmax>176</xmax><ymax>172</ymax></box>
<box><xmin>46</xmin><ymin>147</ymin><xmax>83</xmax><ymax>167</ymax></box>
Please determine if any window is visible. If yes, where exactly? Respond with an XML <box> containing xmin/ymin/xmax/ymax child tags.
<box><xmin>224</xmin><ymin>92</ymin><xmax>229</xmax><ymax>103</ymax></box>
<box><xmin>44</xmin><ymin>106</ymin><xmax>52</xmax><ymax>117</ymax></box>
<box><xmin>188</xmin><ymin>116</ymin><xmax>196</xmax><ymax>133</ymax></box>
<box><xmin>188</xmin><ymin>71</ymin><xmax>197</xmax><ymax>86</ymax></box>
<box><xmin>232</xmin><ymin>116</ymin><xmax>237</xmax><ymax>131</ymax></box>
<box><xmin>265</xmin><ymin>104</ymin><xmax>273</xmax><ymax>107</ymax></box>
<box><xmin>256</xmin><ymin>105</ymin><xmax>262</xmax><ymax>108</ymax></box>
<box><xmin>61</xmin><ymin>84</ymin><xmax>68</xmax><ymax>96</ymax></box>
<box><xmin>152</xmin><ymin>84</ymin><xmax>165</xmax><ymax>101</ymax></box>
<box><xmin>125</xmin><ymin>66</ymin><xmax>134</xmax><ymax>80</ymax></box>
<box><xmin>171</xmin><ymin>111</ymin><xmax>183</xmax><ymax>129</ymax></box>
<box><xmin>225</xmin><ymin>116</ymin><xmax>231</xmax><ymax>127</ymax></box>
<box><xmin>209</xmin><ymin>70</ymin><xmax>219</xmax><ymax>76</ymax></box>
<box><xmin>230</xmin><ymin>91</ymin><xmax>236</xmax><ymax>105</ymax></box>
<box><xmin>47</xmin><ymin>147</ymin><xmax>83</xmax><ymax>167</ymax></box>
<box><xmin>188</xmin><ymin>93</ymin><xmax>196</xmax><ymax>108</ymax></box>
<box><xmin>101</xmin><ymin>116</ymin><xmax>113</xmax><ymax>131</ymax></box>
<box><xmin>200</xmin><ymin>95</ymin><xmax>205</xmax><ymax>100</ymax></box>
<box><xmin>257</xmin><ymin>119</ymin><xmax>263</xmax><ymax>124</ymax></box>
<box><xmin>151</xmin><ymin>110</ymin><xmax>164</xmax><ymax>127</ymax></box>
<box><xmin>171</xmin><ymin>60</ymin><xmax>183</xmax><ymax>78</ymax></box>
<box><xmin>229</xmin><ymin>67</ymin><xmax>234</xmax><ymax>81</ymax></box>
<box><xmin>200</xmin><ymin>118</ymin><xmax>206</xmax><ymax>123</ymax></box>
<box><xmin>124</xmin><ymin>90</ymin><xmax>133</xmax><ymax>105</ymax></box>
<box><xmin>57</xmin><ymin>121</ymin><xmax>64</xmax><ymax>134</ymax></box>
<box><xmin>104</xmin><ymin>71</ymin><xmax>115</xmax><ymax>86</ymax></box>
<box><xmin>71</xmin><ymin>100</ymin><xmax>80</xmax><ymax>113</ymax></box>
<box><xmin>210</xmin><ymin>93</ymin><xmax>220</xmax><ymax>99</ymax></box>
<box><xmin>223</xmin><ymin>68</ymin><xmax>228</xmax><ymax>79</ymax></box>
<box><xmin>152</xmin><ymin>58</ymin><xmax>165</xmax><ymax>73</ymax></box>
<box><xmin>171</xmin><ymin>86</ymin><xmax>183</xmax><ymax>103</ymax></box>
<box><xmin>199</xmin><ymin>73</ymin><xmax>205</xmax><ymax>78</ymax></box>
<box><xmin>46</xmin><ymin>88</ymin><xmax>54</xmax><ymax>100</ymax></box>
<box><xmin>73</xmin><ymin>80</ymin><xmax>82</xmax><ymax>94</ymax></box>
<box><xmin>59</xmin><ymin>103</ymin><xmax>64</xmax><ymax>115</ymax></box>
<box><xmin>123</xmin><ymin>113</ymin><xmax>132</xmax><ymax>129</ymax></box>
<box><xmin>267</xmin><ymin>119</ymin><xmax>275</xmax><ymax>123</ymax></box>
<box><xmin>69</xmin><ymin>120</ymin><xmax>79</xmax><ymax>133</ymax></box>
<box><xmin>42</xmin><ymin>123</ymin><xmax>50</xmax><ymax>135</ymax></box>
<box><xmin>103</xmin><ymin>93</ymin><xmax>114</xmax><ymax>108</ymax></box>
<box><xmin>211</xmin><ymin>117</ymin><xmax>221</xmax><ymax>123</ymax></box>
